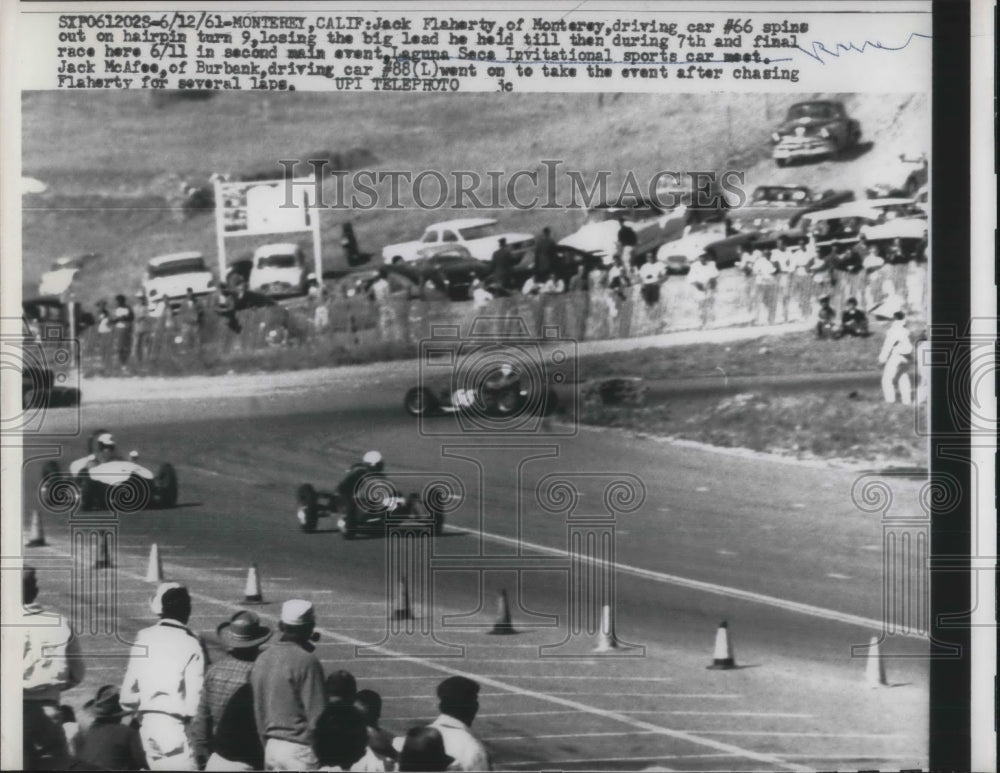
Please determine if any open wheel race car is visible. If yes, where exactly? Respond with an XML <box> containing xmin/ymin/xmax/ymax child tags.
<box><xmin>404</xmin><ymin>380</ymin><xmax>559</xmax><ymax>418</ymax></box>
<box><xmin>295</xmin><ymin>481</ymin><xmax>444</xmax><ymax>538</ymax></box>
<box><xmin>38</xmin><ymin>430</ymin><xmax>178</xmax><ymax>512</ymax></box>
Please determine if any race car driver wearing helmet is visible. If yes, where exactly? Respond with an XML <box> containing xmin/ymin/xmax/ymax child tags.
<box><xmin>336</xmin><ymin>451</ymin><xmax>386</xmax><ymax>528</ymax></box>
<box><xmin>483</xmin><ymin>362</ymin><xmax>523</xmax><ymax>406</ymax></box>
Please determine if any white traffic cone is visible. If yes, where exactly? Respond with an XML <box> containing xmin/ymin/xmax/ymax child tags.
<box><xmin>144</xmin><ymin>543</ymin><xmax>163</xmax><ymax>583</ymax></box>
<box><xmin>594</xmin><ymin>604</ymin><xmax>620</xmax><ymax>652</ymax></box>
<box><xmin>864</xmin><ymin>635</ymin><xmax>888</xmax><ymax>687</ymax></box>
<box><xmin>25</xmin><ymin>511</ymin><xmax>46</xmax><ymax>548</ymax></box>
<box><xmin>489</xmin><ymin>589</ymin><xmax>517</xmax><ymax>635</ymax></box>
<box><xmin>392</xmin><ymin>576</ymin><xmax>413</xmax><ymax>620</ymax></box>
<box><xmin>707</xmin><ymin>621</ymin><xmax>736</xmax><ymax>669</ymax></box>
<box><xmin>243</xmin><ymin>564</ymin><xmax>263</xmax><ymax>604</ymax></box>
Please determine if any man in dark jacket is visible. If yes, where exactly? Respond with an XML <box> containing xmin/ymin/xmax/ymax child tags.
<box><xmin>533</xmin><ymin>227</ymin><xmax>558</xmax><ymax>279</ymax></box>
<box><xmin>490</xmin><ymin>238</ymin><xmax>516</xmax><ymax>291</ymax></box>
<box><xmin>616</xmin><ymin>217</ymin><xmax>638</xmax><ymax>268</ymax></box>
<box><xmin>192</xmin><ymin>610</ymin><xmax>272</xmax><ymax>770</ymax></box>
<box><xmin>77</xmin><ymin>687</ymin><xmax>146</xmax><ymax>771</ymax></box>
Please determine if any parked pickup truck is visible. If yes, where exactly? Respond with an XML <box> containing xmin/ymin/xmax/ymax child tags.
<box><xmin>381</xmin><ymin>218</ymin><xmax>534</xmax><ymax>264</ymax></box>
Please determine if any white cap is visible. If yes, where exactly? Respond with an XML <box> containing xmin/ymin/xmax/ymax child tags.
<box><xmin>363</xmin><ymin>450</ymin><xmax>383</xmax><ymax>467</ymax></box>
<box><xmin>150</xmin><ymin>582</ymin><xmax>185</xmax><ymax>615</ymax></box>
<box><xmin>280</xmin><ymin>599</ymin><xmax>315</xmax><ymax>626</ymax></box>
<box><xmin>96</xmin><ymin>432</ymin><xmax>115</xmax><ymax>447</ymax></box>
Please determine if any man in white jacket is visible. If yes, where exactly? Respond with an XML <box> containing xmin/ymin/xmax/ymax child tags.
<box><xmin>121</xmin><ymin>583</ymin><xmax>205</xmax><ymax>770</ymax></box>
<box><xmin>877</xmin><ymin>311</ymin><xmax>914</xmax><ymax>404</ymax></box>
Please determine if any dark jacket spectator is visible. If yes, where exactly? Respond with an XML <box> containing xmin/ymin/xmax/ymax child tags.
<box><xmin>354</xmin><ymin>689</ymin><xmax>398</xmax><ymax>771</ymax></box>
<box><xmin>490</xmin><ymin>238</ymin><xmax>516</xmax><ymax>291</ymax></box>
<box><xmin>192</xmin><ymin>610</ymin><xmax>272</xmax><ymax>770</ymax></box>
<box><xmin>840</xmin><ymin>298</ymin><xmax>870</xmax><ymax>337</ymax></box>
<box><xmin>77</xmin><ymin>686</ymin><xmax>147</xmax><ymax>772</ymax></box>
<box><xmin>325</xmin><ymin>670</ymin><xmax>358</xmax><ymax>706</ymax></box>
<box><xmin>314</xmin><ymin>701</ymin><xmax>369</xmax><ymax>771</ymax></box>
<box><xmin>533</xmin><ymin>227</ymin><xmax>558</xmax><ymax>278</ymax></box>
<box><xmin>398</xmin><ymin>727</ymin><xmax>454</xmax><ymax>773</ymax></box>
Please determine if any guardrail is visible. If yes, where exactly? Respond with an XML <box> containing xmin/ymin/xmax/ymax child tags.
<box><xmin>78</xmin><ymin>263</ymin><xmax>926</xmax><ymax>375</ymax></box>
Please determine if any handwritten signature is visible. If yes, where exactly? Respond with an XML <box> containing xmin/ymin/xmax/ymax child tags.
<box><xmin>797</xmin><ymin>31</ymin><xmax>931</xmax><ymax>65</ymax></box>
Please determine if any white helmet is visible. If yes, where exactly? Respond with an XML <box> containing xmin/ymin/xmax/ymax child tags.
<box><xmin>96</xmin><ymin>432</ymin><xmax>115</xmax><ymax>449</ymax></box>
<box><xmin>499</xmin><ymin>363</ymin><xmax>513</xmax><ymax>376</ymax></box>
<box><xmin>363</xmin><ymin>450</ymin><xmax>383</xmax><ymax>467</ymax></box>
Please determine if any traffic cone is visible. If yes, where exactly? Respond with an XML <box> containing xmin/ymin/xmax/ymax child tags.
<box><xmin>243</xmin><ymin>564</ymin><xmax>263</xmax><ymax>604</ymax></box>
<box><xmin>707</xmin><ymin>621</ymin><xmax>736</xmax><ymax>669</ymax></box>
<box><xmin>95</xmin><ymin>534</ymin><xmax>112</xmax><ymax>569</ymax></box>
<box><xmin>392</xmin><ymin>576</ymin><xmax>413</xmax><ymax>620</ymax></box>
<box><xmin>864</xmin><ymin>635</ymin><xmax>888</xmax><ymax>687</ymax></box>
<box><xmin>144</xmin><ymin>543</ymin><xmax>163</xmax><ymax>583</ymax></box>
<box><xmin>595</xmin><ymin>604</ymin><xmax>620</xmax><ymax>652</ymax></box>
<box><xmin>488</xmin><ymin>589</ymin><xmax>517</xmax><ymax>635</ymax></box>
<box><xmin>25</xmin><ymin>511</ymin><xmax>46</xmax><ymax>547</ymax></box>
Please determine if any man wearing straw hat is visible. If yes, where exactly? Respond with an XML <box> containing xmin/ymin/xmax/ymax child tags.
<box><xmin>251</xmin><ymin>599</ymin><xmax>326</xmax><ymax>771</ymax></box>
<box><xmin>120</xmin><ymin>582</ymin><xmax>205</xmax><ymax>770</ymax></box>
<box><xmin>192</xmin><ymin>610</ymin><xmax>272</xmax><ymax>771</ymax></box>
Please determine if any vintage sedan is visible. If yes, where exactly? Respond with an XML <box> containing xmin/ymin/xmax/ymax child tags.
<box><xmin>771</xmin><ymin>100</ymin><xmax>862</xmax><ymax>166</ymax></box>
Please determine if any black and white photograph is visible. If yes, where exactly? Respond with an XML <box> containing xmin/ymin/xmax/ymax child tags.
<box><xmin>1</xmin><ymin>2</ymin><xmax>993</xmax><ymax>772</ymax></box>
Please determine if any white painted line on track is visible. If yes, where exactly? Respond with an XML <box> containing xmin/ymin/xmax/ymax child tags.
<box><xmin>505</xmin><ymin>754</ymin><xmax>734</xmax><ymax>767</ymax></box>
<box><xmin>359</xmin><ymin>675</ymin><xmax>676</xmax><ymax>681</ymax></box>
<box><xmin>30</xmin><ymin>541</ymin><xmax>812</xmax><ymax>772</ymax></box>
<box><xmin>624</xmin><ymin>711</ymin><xmax>814</xmax><ymax>718</ymax></box>
<box><xmin>692</xmin><ymin>731</ymin><xmax>908</xmax><ymax>738</ymax></box>
<box><xmin>444</xmin><ymin>525</ymin><xmax>917</xmax><ymax>638</ymax></box>
<box><xmin>826</xmin><ymin>573</ymin><xmax>852</xmax><ymax>580</ymax></box>
<box><xmin>487</xmin><ymin>730</ymin><xmax>659</xmax><ymax>742</ymax></box>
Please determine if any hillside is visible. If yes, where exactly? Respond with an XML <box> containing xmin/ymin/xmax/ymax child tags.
<box><xmin>21</xmin><ymin>91</ymin><xmax>928</xmax><ymax>303</ymax></box>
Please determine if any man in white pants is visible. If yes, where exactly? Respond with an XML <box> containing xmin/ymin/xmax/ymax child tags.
<box><xmin>878</xmin><ymin>311</ymin><xmax>914</xmax><ymax>404</ymax></box>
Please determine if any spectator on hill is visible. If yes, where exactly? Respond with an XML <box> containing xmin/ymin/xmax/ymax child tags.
<box><xmin>884</xmin><ymin>237</ymin><xmax>907</xmax><ymax>264</ymax></box>
<box><xmin>615</xmin><ymin>216</ymin><xmax>638</xmax><ymax>268</ymax></box>
<box><xmin>490</xmin><ymin>238</ymin><xmax>516</xmax><ymax>291</ymax></box>
<box><xmin>540</xmin><ymin>273</ymin><xmax>565</xmax><ymax>295</ymax></box>
<box><xmin>637</xmin><ymin>254</ymin><xmax>665</xmax><ymax>307</ymax></box>
<box><xmin>533</xmin><ymin>226</ymin><xmax>558</xmax><ymax>279</ymax></box>
<box><xmin>397</xmin><ymin>727</ymin><xmax>453</xmax><ymax>773</ymax></box>
<box><xmin>687</xmin><ymin>253</ymin><xmax>720</xmax><ymax>327</ymax></box>
<box><xmin>120</xmin><ymin>582</ymin><xmax>205</xmax><ymax>770</ymax></box>
<box><xmin>112</xmin><ymin>294</ymin><xmax>135</xmax><ymax>367</ymax></box>
<box><xmin>430</xmin><ymin>676</ymin><xmax>491</xmax><ymax>771</ymax></box>
<box><xmin>751</xmin><ymin>249</ymin><xmax>779</xmax><ymax>324</ymax></box>
<box><xmin>878</xmin><ymin>310</ymin><xmax>914</xmax><ymax>404</ymax></box>
<box><xmin>342</xmin><ymin>222</ymin><xmax>365</xmax><ymax>267</ymax></box>
<box><xmin>816</xmin><ymin>295</ymin><xmax>838</xmax><ymax>339</ymax></box>
<box><xmin>22</xmin><ymin>567</ymin><xmax>85</xmax><ymax>771</ymax></box>
<box><xmin>251</xmin><ymin>600</ymin><xmax>326</xmax><ymax>771</ymax></box>
<box><xmin>192</xmin><ymin>610</ymin><xmax>272</xmax><ymax>771</ymax></box>
<box><xmin>77</xmin><ymin>686</ymin><xmax>147</xmax><ymax>772</ymax></box>
<box><xmin>314</xmin><ymin>700</ymin><xmax>369</xmax><ymax>771</ymax></box>
<box><xmin>567</xmin><ymin>262</ymin><xmax>588</xmax><ymax>293</ymax></box>
<box><xmin>353</xmin><ymin>690</ymin><xmax>398</xmax><ymax>772</ymax></box>
<box><xmin>840</xmin><ymin>297</ymin><xmax>870</xmax><ymax>338</ymax></box>
<box><xmin>179</xmin><ymin>288</ymin><xmax>204</xmax><ymax>352</ymax></box>
<box><xmin>369</xmin><ymin>268</ymin><xmax>394</xmax><ymax>341</ymax></box>
<box><xmin>131</xmin><ymin>291</ymin><xmax>152</xmax><ymax>363</ymax></box>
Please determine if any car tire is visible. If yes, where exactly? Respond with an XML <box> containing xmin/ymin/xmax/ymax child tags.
<box><xmin>78</xmin><ymin>475</ymin><xmax>98</xmax><ymax>511</ymax></box>
<box><xmin>39</xmin><ymin>460</ymin><xmax>61</xmax><ymax>510</ymax></box>
<box><xmin>431</xmin><ymin>510</ymin><xmax>445</xmax><ymax>536</ymax></box>
<box><xmin>775</xmin><ymin>158</ymin><xmax>787</xmax><ymax>168</ymax></box>
<box><xmin>404</xmin><ymin>387</ymin><xmax>437</xmax><ymax>417</ymax></box>
<box><xmin>542</xmin><ymin>387</ymin><xmax>559</xmax><ymax>416</ymax></box>
<box><xmin>297</xmin><ymin>484</ymin><xmax>319</xmax><ymax>533</ymax></box>
<box><xmin>154</xmin><ymin>463</ymin><xmax>178</xmax><ymax>509</ymax></box>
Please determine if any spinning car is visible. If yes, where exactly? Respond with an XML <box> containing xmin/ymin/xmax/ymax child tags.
<box><xmin>404</xmin><ymin>365</ymin><xmax>559</xmax><ymax>418</ymax></box>
<box><xmin>39</xmin><ymin>430</ymin><xmax>178</xmax><ymax>512</ymax></box>
<box><xmin>295</xmin><ymin>480</ymin><xmax>443</xmax><ymax>538</ymax></box>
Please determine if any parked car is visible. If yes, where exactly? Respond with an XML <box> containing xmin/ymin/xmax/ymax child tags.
<box><xmin>797</xmin><ymin>203</ymin><xmax>888</xmax><ymax>254</ymax></box>
<box><xmin>558</xmin><ymin>197</ymin><xmax>689</xmax><ymax>265</ymax></box>
<box><xmin>248</xmin><ymin>243</ymin><xmax>311</xmax><ymax>298</ymax></box>
<box><xmin>865</xmin><ymin>152</ymin><xmax>928</xmax><ymax>199</ymax></box>
<box><xmin>858</xmin><ymin>198</ymin><xmax>928</xmax><ymax>257</ymax></box>
<box><xmin>656</xmin><ymin>226</ymin><xmax>758</xmax><ymax>274</ymax></box>
<box><xmin>142</xmin><ymin>252</ymin><xmax>216</xmax><ymax>309</ymax></box>
<box><xmin>37</xmin><ymin>253</ymin><xmax>100</xmax><ymax>297</ymax></box>
<box><xmin>771</xmin><ymin>100</ymin><xmax>862</xmax><ymax>166</ymax></box>
<box><xmin>729</xmin><ymin>185</ymin><xmax>855</xmax><ymax>233</ymax></box>
<box><xmin>382</xmin><ymin>218</ymin><xmax>534</xmax><ymax>264</ymax></box>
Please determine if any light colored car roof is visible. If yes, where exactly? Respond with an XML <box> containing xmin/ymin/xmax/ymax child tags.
<box><xmin>254</xmin><ymin>243</ymin><xmax>301</xmax><ymax>257</ymax></box>
<box><xmin>804</xmin><ymin>203</ymin><xmax>883</xmax><ymax>222</ymax></box>
<box><xmin>148</xmin><ymin>251</ymin><xmax>206</xmax><ymax>268</ymax></box>
<box><xmin>427</xmin><ymin>218</ymin><xmax>497</xmax><ymax>231</ymax></box>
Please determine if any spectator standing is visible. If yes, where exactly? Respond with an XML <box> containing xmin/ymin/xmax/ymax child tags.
<box><xmin>540</xmin><ymin>273</ymin><xmax>565</xmax><ymax>294</ymax></box>
<box><xmin>397</xmin><ymin>728</ymin><xmax>453</xmax><ymax>773</ymax></box>
<box><xmin>769</xmin><ymin>238</ymin><xmax>793</xmax><ymax>321</ymax></box>
<box><xmin>251</xmin><ymin>600</ymin><xmax>326</xmax><ymax>771</ymax></box>
<box><xmin>885</xmin><ymin>237</ymin><xmax>906</xmax><ymax>264</ymax></box>
<box><xmin>325</xmin><ymin>671</ymin><xmax>358</xmax><ymax>706</ymax></box>
<box><xmin>314</xmin><ymin>699</ymin><xmax>369</xmax><ymax>771</ymax></box>
<box><xmin>430</xmin><ymin>676</ymin><xmax>492</xmax><ymax>771</ymax></box>
<box><xmin>878</xmin><ymin>310</ymin><xmax>914</xmax><ymax>404</ymax></box>
<box><xmin>520</xmin><ymin>274</ymin><xmax>541</xmax><ymax>296</ymax></box>
<box><xmin>751</xmin><ymin>249</ymin><xmax>778</xmax><ymax>324</ymax></box>
<box><xmin>59</xmin><ymin>706</ymin><xmax>82</xmax><ymax>759</ymax></box>
<box><xmin>192</xmin><ymin>610</ymin><xmax>273</xmax><ymax>771</ymax></box>
<box><xmin>353</xmin><ymin>690</ymin><xmax>398</xmax><ymax>772</ymax></box>
<box><xmin>533</xmin><ymin>226</ymin><xmax>558</xmax><ymax>279</ymax></box>
<box><xmin>77</xmin><ymin>686</ymin><xmax>148</xmax><ymax>772</ymax></box>
<box><xmin>840</xmin><ymin>297</ymin><xmax>870</xmax><ymax>337</ymax></box>
<box><xmin>369</xmin><ymin>268</ymin><xmax>394</xmax><ymax>341</ymax></box>
<box><xmin>687</xmin><ymin>253</ymin><xmax>720</xmax><ymax>328</ymax></box>
<box><xmin>120</xmin><ymin>582</ymin><xmax>205</xmax><ymax>770</ymax></box>
<box><xmin>342</xmin><ymin>223</ymin><xmax>364</xmax><ymax>267</ymax></box>
<box><xmin>179</xmin><ymin>288</ymin><xmax>204</xmax><ymax>352</ymax></box>
<box><xmin>112</xmin><ymin>294</ymin><xmax>135</xmax><ymax>368</ymax></box>
<box><xmin>615</xmin><ymin>216</ymin><xmax>638</xmax><ymax>269</ymax></box>
<box><xmin>637</xmin><ymin>254</ymin><xmax>665</xmax><ymax>307</ymax></box>
<box><xmin>96</xmin><ymin>300</ymin><xmax>113</xmax><ymax>370</ymax></box>
<box><xmin>490</xmin><ymin>238</ymin><xmax>516</xmax><ymax>292</ymax></box>
<box><xmin>22</xmin><ymin>567</ymin><xmax>85</xmax><ymax>770</ymax></box>
<box><xmin>131</xmin><ymin>292</ymin><xmax>152</xmax><ymax>363</ymax></box>
<box><xmin>788</xmin><ymin>239</ymin><xmax>815</xmax><ymax>318</ymax></box>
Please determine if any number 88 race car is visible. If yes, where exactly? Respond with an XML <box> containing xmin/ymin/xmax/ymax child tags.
<box><xmin>295</xmin><ymin>480</ymin><xmax>443</xmax><ymax>538</ymax></box>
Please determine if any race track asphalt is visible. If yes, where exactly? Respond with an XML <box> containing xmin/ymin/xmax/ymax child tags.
<box><xmin>19</xmin><ymin>376</ymin><xmax>929</xmax><ymax>771</ymax></box>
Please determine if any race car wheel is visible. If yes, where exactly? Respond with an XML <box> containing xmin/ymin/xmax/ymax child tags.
<box><xmin>775</xmin><ymin>157</ymin><xmax>787</xmax><ymax>168</ymax></box>
<box><xmin>78</xmin><ymin>476</ymin><xmax>99</xmax><ymax>512</ymax></box>
<box><xmin>296</xmin><ymin>484</ymin><xmax>319</xmax><ymax>533</ymax></box>
<box><xmin>38</xmin><ymin>460</ymin><xmax>61</xmax><ymax>510</ymax></box>
<box><xmin>542</xmin><ymin>387</ymin><xmax>559</xmax><ymax>416</ymax></box>
<box><xmin>154</xmin><ymin>463</ymin><xmax>178</xmax><ymax>509</ymax></box>
<box><xmin>404</xmin><ymin>387</ymin><xmax>437</xmax><ymax>417</ymax></box>
<box><xmin>431</xmin><ymin>510</ymin><xmax>445</xmax><ymax>536</ymax></box>
<box><xmin>495</xmin><ymin>389</ymin><xmax>522</xmax><ymax>415</ymax></box>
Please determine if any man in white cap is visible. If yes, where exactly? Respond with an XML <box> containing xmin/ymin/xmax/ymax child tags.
<box><xmin>120</xmin><ymin>582</ymin><xmax>205</xmax><ymax>770</ymax></box>
<box><xmin>250</xmin><ymin>599</ymin><xmax>326</xmax><ymax>770</ymax></box>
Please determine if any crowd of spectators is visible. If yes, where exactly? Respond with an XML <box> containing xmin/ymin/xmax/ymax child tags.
<box><xmin>20</xmin><ymin>569</ymin><xmax>494</xmax><ymax>772</ymax></box>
